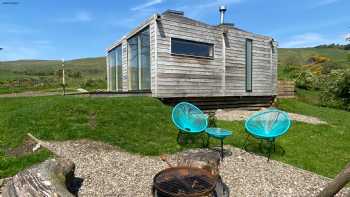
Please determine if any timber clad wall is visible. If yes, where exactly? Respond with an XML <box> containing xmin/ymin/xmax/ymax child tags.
<box><xmin>107</xmin><ymin>11</ymin><xmax>278</xmax><ymax>99</ymax></box>
<box><xmin>154</xmin><ymin>12</ymin><xmax>276</xmax><ymax>98</ymax></box>
<box><xmin>122</xmin><ymin>41</ymin><xmax>128</xmax><ymax>91</ymax></box>
<box><xmin>150</xmin><ymin>21</ymin><xmax>157</xmax><ymax>95</ymax></box>
<box><xmin>156</xmin><ymin>13</ymin><xmax>224</xmax><ymax>97</ymax></box>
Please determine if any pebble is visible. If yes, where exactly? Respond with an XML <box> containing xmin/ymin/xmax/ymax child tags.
<box><xmin>36</xmin><ymin>140</ymin><xmax>349</xmax><ymax>197</ymax></box>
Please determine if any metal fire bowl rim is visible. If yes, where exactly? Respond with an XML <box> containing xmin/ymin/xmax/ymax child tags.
<box><xmin>153</xmin><ymin>166</ymin><xmax>219</xmax><ymax>197</ymax></box>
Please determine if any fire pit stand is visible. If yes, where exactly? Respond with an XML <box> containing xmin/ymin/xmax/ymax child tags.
<box><xmin>153</xmin><ymin>150</ymin><xmax>229</xmax><ymax>197</ymax></box>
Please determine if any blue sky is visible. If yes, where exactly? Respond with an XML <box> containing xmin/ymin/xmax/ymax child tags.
<box><xmin>0</xmin><ymin>0</ymin><xmax>349</xmax><ymax>60</ymax></box>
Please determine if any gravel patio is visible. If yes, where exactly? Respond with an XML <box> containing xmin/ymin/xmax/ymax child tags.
<box><xmin>40</xmin><ymin>140</ymin><xmax>349</xmax><ymax>197</ymax></box>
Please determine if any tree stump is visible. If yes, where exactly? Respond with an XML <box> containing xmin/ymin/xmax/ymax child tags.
<box><xmin>175</xmin><ymin>149</ymin><xmax>221</xmax><ymax>176</ymax></box>
<box><xmin>2</xmin><ymin>158</ymin><xmax>76</xmax><ymax>197</ymax></box>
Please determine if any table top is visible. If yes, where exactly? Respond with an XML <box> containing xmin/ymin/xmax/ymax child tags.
<box><xmin>205</xmin><ymin>127</ymin><xmax>232</xmax><ymax>139</ymax></box>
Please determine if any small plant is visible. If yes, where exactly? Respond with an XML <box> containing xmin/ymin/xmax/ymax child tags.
<box><xmin>207</xmin><ymin>112</ymin><xmax>217</xmax><ymax>127</ymax></box>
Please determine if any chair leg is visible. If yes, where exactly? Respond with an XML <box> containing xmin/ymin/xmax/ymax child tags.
<box><xmin>242</xmin><ymin>134</ymin><xmax>250</xmax><ymax>150</ymax></box>
<box><xmin>220</xmin><ymin>139</ymin><xmax>224</xmax><ymax>160</ymax></box>
<box><xmin>267</xmin><ymin>139</ymin><xmax>274</xmax><ymax>162</ymax></box>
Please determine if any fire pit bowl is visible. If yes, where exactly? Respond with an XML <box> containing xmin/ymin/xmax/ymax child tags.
<box><xmin>153</xmin><ymin>166</ymin><xmax>219</xmax><ymax>197</ymax></box>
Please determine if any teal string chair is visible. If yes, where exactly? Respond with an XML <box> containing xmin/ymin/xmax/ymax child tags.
<box><xmin>243</xmin><ymin>108</ymin><xmax>291</xmax><ymax>160</ymax></box>
<box><xmin>171</xmin><ymin>102</ymin><xmax>208</xmax><ymax>145</ymax></box>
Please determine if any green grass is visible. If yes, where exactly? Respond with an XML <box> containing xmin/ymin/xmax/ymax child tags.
<box><xmin>295</xmin><ymin>88</ymin><xmax>321</xmax><ymax>106</ymax></box>
<box><xmin>218</xmin><ymin>98</ymin><xmax>350</xmax><ymax>178</ymax></box>
<box><xmin>0</xmin><ymin>96</ymin><xmax>349</xmax><ymax>179</ymax></box>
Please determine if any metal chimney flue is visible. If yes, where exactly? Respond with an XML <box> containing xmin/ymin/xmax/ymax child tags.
<box><xmin>219</xmin><ymin>5</ymin><xmax>227</xmax><ymax>24</ymax></box>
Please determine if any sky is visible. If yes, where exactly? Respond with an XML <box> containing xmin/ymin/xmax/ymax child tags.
<box><xmin>0</xmin><ymin>0</ymin><xmax>349</xmax><ymax>60</ymax></box>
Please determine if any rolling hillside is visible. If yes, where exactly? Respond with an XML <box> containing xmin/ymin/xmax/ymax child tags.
<box><xmin>279</xmin><ymin>47</ymin><xmax>350</xmax><ymax>68</ymax></box>
<box><xmin>0</xmin><ymin>57</ymin><xmax>106</xmax><ymax>93</ymax></box>
<box><xmin>0</xmin><ymin>47</ymin><xmax>349</xmax><ymax>93</ymax></box>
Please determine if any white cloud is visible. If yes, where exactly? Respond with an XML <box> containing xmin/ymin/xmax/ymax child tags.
<box><xmin>0</xmin><ymin>40</ymin><xmax>54</xmax><ymax>60</ymax></box>
<box><xmin>280</xmin><ymin>32</ymin><xmax>348</xmax><ymax>48</ymax></box>
<box><xmin>280</xmin><ymin>33</ymin><xmax>326</xmax><ymax>48</ymax></box>
<box><xmin>311</xmin><ymin>0</ymin><xmax>341</xmax><ymax>8</ymax></box>
<box><xmin>56</xmin><ymin>11</ymin><xmax>93</xmax><ymax>23</ymax></box>
<box><xmin>131</xmin><ymin>0</ymin><xmax>163</xmax><ymax>11</ymax></box>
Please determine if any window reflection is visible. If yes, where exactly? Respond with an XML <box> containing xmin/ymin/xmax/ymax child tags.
<box><xmin>128</xmin><ymin>27</ymin><xmax>150</xmax><ymax>90</ymax></box>
<box><xmin>171</xmin><ymin>38</ymin><xmax>214</xmax><ymax>58</ymax></box>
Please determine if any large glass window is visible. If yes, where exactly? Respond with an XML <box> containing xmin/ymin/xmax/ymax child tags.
<box><xmin>116</xmin><ymin>46</ymin><xmax>122</xmax><ymax>90</ymax></box>
<box><xmin>171</xmin><ymin>38</ymin><xmax>214</xmax><ymax>58</ymax></box>
<box><xmin>140</xmin><ymin>27</ymin><xmax>150</xmax><ymax>90</ymax></box>
<box><xmin>245</xmin><ymin>39</ymin><xmax>253</xmax><ymax>92</ymax></box>
<box><xmin>128</xmin><ymin>26</ymin><xmax>150</xmax><ymax>90</ymax></box>
<box><xmin>109</xmin><ymin>49</ymin><xmax>116</xmax><ymax>91</ymax></box>
<box><xmin>107</xmin><ymin>45</ymin><xmax>122</xmax><ymax>91</ymax></box>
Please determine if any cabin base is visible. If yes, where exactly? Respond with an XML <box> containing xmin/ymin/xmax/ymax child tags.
<box><xmin>159</xmin><ymin>96</ymin><xmax>276</xmax><ymax>110</ymax></box>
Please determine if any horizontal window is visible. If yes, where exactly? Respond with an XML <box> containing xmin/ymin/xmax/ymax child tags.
<box><xmin>171</xmin><ymin>38</ymin><xmax>214</xmax><ymax>58</ymax></box>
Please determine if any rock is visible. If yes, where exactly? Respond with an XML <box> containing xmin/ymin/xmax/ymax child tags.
<box><xmin>32</xmin><ymin>143</ymin><xmax>41</xmax><ymax>152</ymax></box>
<box><xmin>2</xmin><ymin>158</ymin><xmax>76</xmax><ymax>197</ymax></box>
<box><xmin>174</xmin><ymin>149</ymin><xmax>221</xmax><ymax>176</ymax></box>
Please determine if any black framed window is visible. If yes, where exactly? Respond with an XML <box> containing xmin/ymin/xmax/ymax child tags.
<box><xmin>171</xmin><ymin>38</ymin><xmax>214</xmax><ymax>58</ymax></box>
<box><xmin>245</xmin><ymin>39</ymin><xmax>253</xmax><ymax>92</ymax></box>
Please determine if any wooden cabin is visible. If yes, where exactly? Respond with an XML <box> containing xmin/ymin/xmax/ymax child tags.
<box><xmin>106</xmin><ymin>9</ymin><xmax>278</xmax><ymax>109</ymax></box>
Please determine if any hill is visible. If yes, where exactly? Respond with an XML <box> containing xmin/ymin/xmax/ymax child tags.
<box><xmin>0</xmin><ymin>47</ymin><xmax>349</xmax><ymax>93</ymax></box>
<box><xmin>279</xmin><ymin>47</ymin><xmax>350</xmax><ymax>68</ymax></box>
<box><xmin>0</xmin><ymin>57</ymin><xmax>106</xmax><ymax>93</ymax></box>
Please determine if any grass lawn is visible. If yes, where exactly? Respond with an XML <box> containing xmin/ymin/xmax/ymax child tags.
<box><xmin>0</xmin><ymin>96</ymin><xmax>349</xmax><ymax>179</ymax></box>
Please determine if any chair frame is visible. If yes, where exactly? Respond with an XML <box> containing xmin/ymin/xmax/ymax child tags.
<box><xmin>171</xmin><ymin>102</ymin><xmax>209</xmax><ymax>146</ymax></box>
<box><xmin>243</xmin><ymin>109</ymin><xmax>291</xmax><ymax>161</ymax></box>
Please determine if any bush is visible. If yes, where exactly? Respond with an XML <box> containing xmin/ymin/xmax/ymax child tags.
<box><xmin>308</xmin><ymin>55</ymin><xmax>330</xmax><ymax>64</ymax></box>
<box><xmin>80</xmin><ymin>79</ymin><xmax>105</xmax><ymax>90</ymax></box>
<box><xmin>320</xmin><ymin>69</ymin><xmax>350</xmax><ymax>111</ymax></box>
<box><xmin>295</xmin><ymin>70</ymin><xmax>319</xmax><ymax>90</ymax></box>
<box><xmin>320</xmin><ymin>61</ymin><xmax>343</xmax><ymax>74</ymax></box>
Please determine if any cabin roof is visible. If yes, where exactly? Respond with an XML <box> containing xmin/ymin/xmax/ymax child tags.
<box><xmin>107</xmin><ymin>10</ymin><xmax>272</xmax><ymax>52</ymax></box>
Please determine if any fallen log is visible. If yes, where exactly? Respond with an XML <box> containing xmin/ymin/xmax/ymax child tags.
<box><xmin>2</xmin><ymin>158</ymin><xmax>76</xmax><ymax>197</ymax></box>
<box><xmin>317</xmin><ymin>162</ymin><xmax>350</xmax><ymax>197</ymax></box>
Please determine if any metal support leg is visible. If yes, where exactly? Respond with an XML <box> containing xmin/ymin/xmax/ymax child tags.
<box><xmin>242</xmin><ymin>134</ymin><xmax>250</xmax><ymax>150</ymax></box>
<box><xmin>221</xmin><ymin>139</ymin><xmax>224</xmax><ymax>160</ymax></box>
<box><xmin>267</xmin><ymin>139</ymin><xmax>274</xmax><ymax>162</ymax></box>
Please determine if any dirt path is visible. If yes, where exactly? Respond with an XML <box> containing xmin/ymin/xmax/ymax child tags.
<box><xmin>216</xmin><ymin>109</ymin><xmax>327</xmax><ymax>124</ymax></box>
<box><xmin>0</xmin><ymin>91</ymin><xmax>60</xmax><ymax>98</ymax></box>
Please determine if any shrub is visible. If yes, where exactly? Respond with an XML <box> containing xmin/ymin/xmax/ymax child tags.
<box><xmin>81</xmin><ymin>79</ymin><xmax>106</xmax><ymax>90</ymax></box>
<box><xmin>308</xmin><ymin>55</ymin><xmax>330</xmax><ymax>64</ymax></box>
<box><xmin>284</xmin><ymin>55</ymin><xmax>303</xmax><ymax>67</ymax></box>
<box><xmin>295</xmin><ymin>70</ymin><xmax>319</xmax><ymax>90</ymax></box>
<box><xmin>320</xmin><ymin>69</ymin><xmax>350</xmax><ymax>111</ymax></box>
<box><xmin>320</xmin><ymin>61</ymin><xmax>343</xmax><ymax>74</ymax></box>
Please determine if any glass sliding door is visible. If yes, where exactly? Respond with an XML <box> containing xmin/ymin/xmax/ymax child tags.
<box><xmin>116</xmin><ymin>46</ymin><xmax>122</xmax><ymax>90</ymax></box>
<box><xmin>140</xmin><ymin>27</ymin><xmax>150</xmax><ymax>90</ymax></box>
<box><xmin>128</xmin><ymin>35</ymin><xmax>139</xmax><ymax>90</ymax></box>
<box><xmin>109</xmin><ymin>49</ymin><xmax>117</xmax><ymax>91</ymax></box>
<box><xmin>127</xmin><ymin>26</ymin><xmax>150</xmax><ymax>91</ymax></box>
